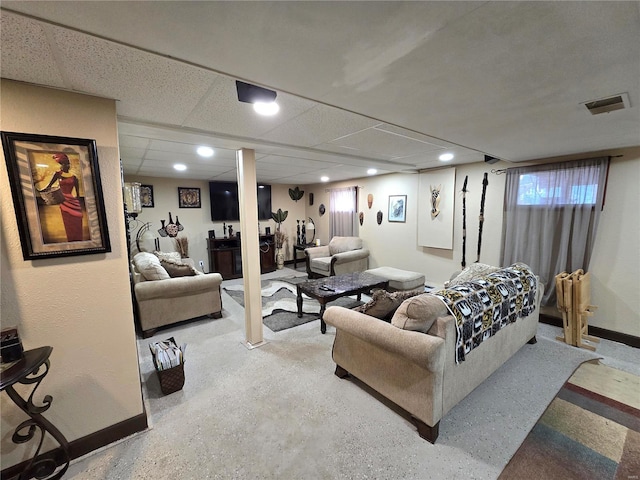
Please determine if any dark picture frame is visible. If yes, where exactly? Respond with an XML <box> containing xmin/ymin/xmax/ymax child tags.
<box><xmin>178</xmin><ymin>187</ymin><xmax>201</xmax><ymax>208</ymax></box>
<box><xmin>1</xmin><ymin>131</ymin><xmax>111</xmax><ymax>260</ymax></box>
<box><xmin>388</xmin><ymin>195</ymin><xmax>407</xmax><ymax>223</ymax></box>
<box><xmin>140</xmin><ymin>184</ymin><xmax>154</xmax><ymax>207</ymax></box>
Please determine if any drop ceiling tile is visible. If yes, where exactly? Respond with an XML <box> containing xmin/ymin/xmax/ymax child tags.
<box><xmin>259</xmin><ymin>104</ymin><xmax>380</xmax><ymax>147</ymax></box>
<box><xmin>119</xmin><ymin>135</ymin><xmax>150</xmax><ymax>149</ymax></box>
<box><xmin>0</xmin><ymin>13</ymin><xmax>66</xmax><ymax>88</ymax></box>
<box><xmin>375</xmin><ymin>124</ymin><xmax>450</xmax><ymax>149</ymax></box>
<box><xmin>258</xmin><ymin>155</ymin><xmax>336</xmax><ymax>169</ymax></box>
<box><xmin>315</xmin><ymin>142</ymin><xmax>395</xmax><ymax>161</ymax></box>
<box><xmin>49</xmin><ymin>26</ymin><xmax>218</xmax><ymax>125</ymax></box>
<box><xmin>183</xmin><ymin>76</ymin><xmax>316</xmax><ymax>138</ymax></box>
<box><xmin>119</xmin><ymin>146</ymin><xmax>146</xmax><ymax>161</ymax></box>
<box><xmin>331</xmin><ymin>126</ymin><xmax>445</xmax><ymax>157</ymax></box>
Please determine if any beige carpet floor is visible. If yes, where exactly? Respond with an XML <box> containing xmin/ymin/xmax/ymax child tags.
<box><xmin>63</xmin><ymin>268</ymin><xmax>640</xmax><ymax>479</ymax></box>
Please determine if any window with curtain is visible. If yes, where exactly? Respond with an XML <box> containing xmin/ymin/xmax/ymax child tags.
<box><xmin>329</xmin><ymin>186</ymin><xmax>357</xmax><ymax>238</ymax></box>
<box><xmin>501</xmin><ymin>157</ymin><xmax>609</xmax><ymax>306</ymax></box>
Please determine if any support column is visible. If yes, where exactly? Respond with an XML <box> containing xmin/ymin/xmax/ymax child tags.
<box><xmin>236</xmin><ymin>148</ymin><xmax>266</xmax><ymax>348</ymax></box>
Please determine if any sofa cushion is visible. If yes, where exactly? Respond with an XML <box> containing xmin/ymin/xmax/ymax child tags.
<box><xmin>445</xmin><ymin>263</ymin><xmax>500</xmax><ymax>287</ymax></box>
<box><xmin>353</xmin><ymin>287</ymin><xmax>423</xmax><ymax>320</ymax></box>
<box><xmin>133</xmin><ymin>252</ymin><xmax>170</xmax><ymax>281</ymax></box>
<box><xmin>160</xmin><ymin>257</ymin><xmax>199</xmax><ymax>277</ymax></box>
<box><xmin>310</xmin><ymin>257</ymin><xmax>332</xmax><ymax>273</ymax></box>
<box><xmin>391</xmin><ymin>293</ymin><xmax>448</xmax><ymax>333</ymax></box>
<box><xmin>329</xmin><ymin>236</ymin><xmax>362</xmax><ymax>255</ymax></box>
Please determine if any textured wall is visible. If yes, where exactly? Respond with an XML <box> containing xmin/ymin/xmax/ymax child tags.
<box><xmin>1</xmin><ymin>80</ymin><xmax>144</xmax><ymax>468</ymax></box>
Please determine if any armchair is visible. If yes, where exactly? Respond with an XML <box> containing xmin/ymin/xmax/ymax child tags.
<box><xmin>305</xmin><ymin>236</ymin><xmax>369</xmax><ymax>278</ymax></box>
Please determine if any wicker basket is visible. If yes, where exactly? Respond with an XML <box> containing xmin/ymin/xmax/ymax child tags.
<box><xmin>156</xmin><ymin>362</ymin><xmax>185</xmax><ymax>395</ymax></box>
<box><xmin>39</xmin><ymin>187</ymin><xmax>64</xmax><ymax>205</ymax></box>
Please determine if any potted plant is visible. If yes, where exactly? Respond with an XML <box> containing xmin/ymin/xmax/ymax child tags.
<box><xmin>271</xmin><ymin>209</ymin><xmax>288</xmax><ymax>269</ymax></box>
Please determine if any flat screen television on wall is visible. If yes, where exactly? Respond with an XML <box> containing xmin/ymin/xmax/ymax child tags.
<box><xmin>209</xmin><ymin>182</ymin><xmax>272</xmax><ymax>221</ymax></box>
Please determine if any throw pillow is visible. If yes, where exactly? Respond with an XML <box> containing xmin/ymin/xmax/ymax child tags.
<box><xmin>353</xmin><ymin>288</ymin><xmax>424</xmax><ymax>320</ymax></box>
<box><xmin>133</xmin><ymin>252</ymin><xmax>170</xmax><ymax>281</ymax></box>
<box><xmin>154</xmin><ymin>251</ymin><xmax>182</xmax><ymax>263</ymax></box>
<box><xmin>391</xmin><ymin>294</ymin><xmax>448</xmax><ymax>333</ymax></box>
<box><xmin>445</xmin><ymin>263</ymin><xmax>500</xmax><ymax>287</ymax></box>
<box><xmin>160</xmin><ymin>257</ymin><xmax>198</xmax><ymax>277</ymax></box>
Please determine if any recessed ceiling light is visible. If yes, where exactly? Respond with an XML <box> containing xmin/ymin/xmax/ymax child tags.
<box><xmin>367</xmin><ymin>168</ymin><xmax>377</xmax><ymax>175</ymax></box>
<box><xmin>174</xmin><ymin>164</ymin><xmax>187</xmax><ymax>171</ymax></box>
<box><xmin>197</xmin><ymin>146</ymin><xmax>214</xmax><ymax>157</ymax></box>
<box><xmin>439</xmin><ymin>153</ymin><xmax>454</xmax><ymax>161</ymax></box>
<box><xmin>321</xmin><ymin>176</ymin><xmax>329</xmax><ymax>182</ymax></box>
<box><xmin>253</xmin><ymin>101</ymin><xmax>280</xmax><ymax>116</ymax></box>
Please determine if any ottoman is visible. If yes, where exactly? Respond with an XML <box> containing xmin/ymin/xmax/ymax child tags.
<box><xmin>365</xmin><ymin>266</ymin><xmax>425</xmax><ymax>292</ymax></box>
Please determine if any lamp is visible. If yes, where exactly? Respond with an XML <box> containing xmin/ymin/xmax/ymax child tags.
<box><xmin>306</xmin><ymin>217</ymin><xmax>315</xmax><ymax>244</ymax></box>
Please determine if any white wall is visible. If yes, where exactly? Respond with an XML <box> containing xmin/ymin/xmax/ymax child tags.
<box><xmin>123</xmin><ymin>175</ymin><xmax>306</xmax><ymax>267</ymax></box>
<box><xmin>306</xmin><ymin>150</ymin><xmax>639</xmax><ymax>337</ymax></box>
<box><xmin>1</xmin><ymin>80</ymin><xmax>144</xmax><ymax>467</ymax></box>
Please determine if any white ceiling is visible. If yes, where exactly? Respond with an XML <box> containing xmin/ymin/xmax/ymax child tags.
<box><xmin>1</xmin><ymin>1</ymin><xmax>638</xmax><ymax>184</ymax></box>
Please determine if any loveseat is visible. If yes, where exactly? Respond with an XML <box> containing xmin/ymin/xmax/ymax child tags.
<box><xmin>131</xmin><ymin>252</ymin><xmax>223</xmax><ymax>337</ymax></box>
<box><xmin>323</xmin><ymin>264</ymin><xmax>542</xmax><ymax>443</ymax></box>
<box><xmin>305</xmin><ymin>236</ymin><xmax>370</xmax><ymax>278</ymax></box>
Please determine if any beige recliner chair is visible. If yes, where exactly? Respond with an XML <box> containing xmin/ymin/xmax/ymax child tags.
<box><xmin>305</xmin><ymin>236</ymin><xmax>369</xmax><ymax>278</ymax></box>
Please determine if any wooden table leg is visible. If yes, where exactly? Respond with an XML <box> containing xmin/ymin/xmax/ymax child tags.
<box><xmin>319</xmin><ymin>303</ymin><xmax>327</xmax><ymax>334</ymax></box>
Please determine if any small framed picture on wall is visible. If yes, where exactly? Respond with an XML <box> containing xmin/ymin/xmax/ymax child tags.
<box><xmin>178</xmin><ymin>187</ymin><xmax>201</xmax><ymax>208</ymax></box>
<box><xmin>388</xmin><ymin>195</ymin><xmax>407</xmax><ymax>223</ymax></box>
<box><xmin>140</xmin><ymin>184</ymin><xmax>154</xmax><ymax>207</ymax></box>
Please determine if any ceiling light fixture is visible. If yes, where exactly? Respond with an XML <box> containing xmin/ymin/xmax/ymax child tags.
<box><xmin>253</xmin><ymin>101</ymin><xmax>279</xmax><ymax>116</ymax></box>
<box><xmin>321</xmin><ymin>176</ymin><xmax>329</xmax><ymax>182</ymax></box>
<box><xmin>174</xmin><ymin>164</ymin><xmax>187</xmax><ymax>171</ymax></box>
<box><xmin>197</xmin><ymin>146</ymin><xmax>214</xmax><ymax>157</ymax></box>
<box><xmin>236</xmin><ymin>80</ymin><xmax>279</xmax><ymax>117</ymax></box>
<box><xmin>367</xmin><ymin>168</ymin><xmax>377</xmax><ymax>175</ymax></box>
<box><xmin>439</xmin><ymin>153</ymin><xmax>454</xmax><ymax>161</ymax></box>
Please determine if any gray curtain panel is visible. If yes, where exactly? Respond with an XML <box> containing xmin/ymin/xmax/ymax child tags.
<box><xmin>501</xmin><ymin>157</ymin><xmax>609</xmax><ymax>306</ymax></box>
<box><xmin>329</xmin><ymin>186</ymin><xmax>358</xmax><ymax>238</ymax></box>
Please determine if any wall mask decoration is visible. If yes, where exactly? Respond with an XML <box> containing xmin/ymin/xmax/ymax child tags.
<box><xmin>359</xmin><ymin>211</ymin><xmax>364</xmax><ymax>226</ymax></box>
<box><xmin>319</xmin><ymin>204</ymin><xmax>326</xmax><ymax>216</ymax></box>
<box><xmin>367</xmin><ymin>193</ymin><xmax>373</xmax><ymax>209</ymax></box>
<box><xmin>309</xmin><ymin>192</ymin><xmax>314</xmax><ymax>206</ymax></box>
<box><xmin>376</xmin><ymin>210</ymin><xmax>383</xmax><ymax>225</ymax></box>
<box><xmin>430</xmin><ymin>184</ymin><xmax>442</xmax><ymax>219</ymax></box>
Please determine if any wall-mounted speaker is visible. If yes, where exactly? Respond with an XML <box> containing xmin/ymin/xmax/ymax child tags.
<box><xmin>484</xmin><ymin>155</ymin><xmax>500</xmax><ymax>164</ymax></box>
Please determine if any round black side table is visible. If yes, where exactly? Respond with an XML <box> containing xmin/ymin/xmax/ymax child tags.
<box><xmin>1</xmin><ymin>346</ymin><xmax>70</xmax><ymax>480</ymax></box>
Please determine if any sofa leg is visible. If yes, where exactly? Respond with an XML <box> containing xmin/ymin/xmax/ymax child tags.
<box><xmin>334</xmin><ymin>365</ymin><xmax>349</xmax><ymax>378</ymax></box>
<box><xmin>412</xmin><ymin>417</ymin><xmax>439</xmax><ymax>443</ymax></box>
<box><xmin>527</xmin><ymin>335</ymin><xmax>537</xmax><ymax>344</ymax></box>
<box><xmin>209</xmin><ymin>312</ymin><xmax>223</xmax><ymax>319</ymax></box>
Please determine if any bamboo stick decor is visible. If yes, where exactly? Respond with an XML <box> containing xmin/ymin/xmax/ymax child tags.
<box><xmin>555</xmin><ymin>269</ymin><xmax>599</xmax><ymax>351</ymax></box>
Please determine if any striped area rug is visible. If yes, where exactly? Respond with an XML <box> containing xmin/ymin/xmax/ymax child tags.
<box><xmin>500</xmin><ymin>359</ymin><xmax>640</xmax><ymax>480</ymax></box>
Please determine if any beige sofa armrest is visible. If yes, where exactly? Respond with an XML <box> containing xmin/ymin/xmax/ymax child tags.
<box><xmin>332</xmin><ymin>248</ymin><xmax>369</xmax><ymax>265</ymax></box>
<box><xmin>323</xmin><ymin>306</ymin><xmax>445</xmax><ymax>371</ymax></box>
<box><xmin>134</xmin><ymin>273</ymin><xmax>222</xmax><ymax>301</ymax></box>
<box><xmin>304</xmin><ymin>245</ymin><xmax>331</xmax><ymax>260</ymax></box>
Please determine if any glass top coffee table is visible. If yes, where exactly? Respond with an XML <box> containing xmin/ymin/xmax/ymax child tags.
<box><xmin>296</xmin><ymin>272</ymin><xmax>389</xmax><ymax>333</ymax></box>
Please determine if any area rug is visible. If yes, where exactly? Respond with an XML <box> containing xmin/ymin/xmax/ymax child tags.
<box><xmin>223</xmin><ymin>277</ymin><xmax>362</xmax><ymax>332</ymax></box>
<box><xmin>499</xmin><ymin>359</ymin><xmax>640</xmax><ymax>480</ymax></box>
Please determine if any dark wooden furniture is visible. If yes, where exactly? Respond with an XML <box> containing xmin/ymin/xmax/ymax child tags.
<box><xmin>293</xmin><ymin>243</ymin><xmax>315</xmax><ymax>269</ymax></box>
<box><xmin>296</xmin><ymin>272</ymin><xmax>388</xmax><ymax>334</ymax></box>
<box><xmin>1</xmin><ymin>346</ymin><xmax>70</xmax><ymax>480</ymax></box>
<box><xmin>207</xmin><ymin>234</ymin><xmax>275</xmax><ymax>279</ymax></box>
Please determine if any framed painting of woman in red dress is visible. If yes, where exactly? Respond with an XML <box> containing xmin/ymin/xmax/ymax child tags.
<box><xmin>1</xmin><ymin>132</ymin><xmax>111</xmax><ymax>260</ymax></box>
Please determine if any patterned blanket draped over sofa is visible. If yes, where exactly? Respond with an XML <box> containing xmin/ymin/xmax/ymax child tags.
<box><xmin>431</xmin><ymin>263</ymin><xmax>538</xmax><ymax>363</ymax></box>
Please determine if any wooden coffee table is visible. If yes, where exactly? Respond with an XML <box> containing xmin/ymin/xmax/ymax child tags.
<box><xmin>296</xmin><ymin>272</ymin><xmax>389</xmax><ymax>333</ymax></box>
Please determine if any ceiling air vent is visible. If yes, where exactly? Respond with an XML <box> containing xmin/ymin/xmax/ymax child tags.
<box><xmin>583</xmin><ymin>92</ymin><xmax>630</xmax><ymax>115</ymax></box>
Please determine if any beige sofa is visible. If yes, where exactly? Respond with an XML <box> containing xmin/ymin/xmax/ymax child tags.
<box><xmin>305</xmin><ymin>236</ymin><xmax>370</xmax><ymax>278</ymax></box>
<box><xmin>131</xmin><ymin>252</ymin><xmax>223</xmax><ymax>337</ymax></box>
<box><xmin>323</xmin><ymin>269</ymin><xmax>543</xmax><ymax>443</ymax></box>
